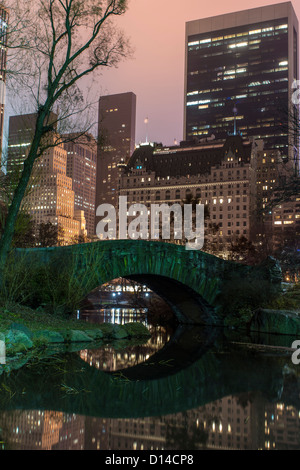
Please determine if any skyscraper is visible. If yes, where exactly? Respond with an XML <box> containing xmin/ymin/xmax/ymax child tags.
<box><xmin>95</xmin><ymin>92</ymin><xmax>136</xmax><ymax>215</ymax></box>
<box><xmin>64</xmin><ymin>133</ymin><xmax>97</xmax><ymax>238</ymax></box>
<box><xmin>0</xmin><ymin>4</ymin><xmax>8</xmax><ymax>159</ymax></box>
<box><xmin>184</xmin><ymin>2</ymin><xmax>299</xmax><ymax>164</ymax></box>
<box><xmin>7</xmin><ymin>113</ymin><xmax>85</xmax><ymax>245</ymax></box>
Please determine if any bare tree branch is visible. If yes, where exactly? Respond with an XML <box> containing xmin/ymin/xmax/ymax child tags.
<box><xmin>0</xmin><ymin>0</ymin><xmax>131</xmax><ymax>282</ymax></box>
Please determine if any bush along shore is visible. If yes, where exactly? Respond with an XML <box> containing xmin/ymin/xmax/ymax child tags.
<box><xmin>0</xmin><ymin>303</ymin><xmax>151</xmax><ymax>374</ymax></box>
<box><xmin>222</xmin><ymin>282</ymin><xmax>300</xmax><ymax>332</ymax></box>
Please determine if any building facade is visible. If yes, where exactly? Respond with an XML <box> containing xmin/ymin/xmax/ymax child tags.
<box><xmin>184</xmin><ymin>2</ymin><xmax>299</xmax><ymax>166</ymax></box>
<box><xmin>95</xmin><ymin>92</ymin><xmax>136</xmax><ymax>236</ymax></box>
<box><xmin>7</xmin><ymin>113</ymin><xmax>85</xmax><ymax>245</ymax></box>
<box><xmin>118</xmin><ymin>135</ymin><xmax>257</xmax><ymax>254</ymax></box>
<box><xmin>272</xmin><ymin>195</ymin><xmax>300</xmax><ymax>261</ymax></box>
<box><xmin>64</xmin><ymin>133</ymin><xmax>97</xmax><ymax>238</ymax></box>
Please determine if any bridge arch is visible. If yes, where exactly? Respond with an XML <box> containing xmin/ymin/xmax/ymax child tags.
<box><xmin>123</xmin><ymin>274</ymin><xmax>216</xmax><ymax>324</ymax></box>
<box><xmin>17</xmin><ymin>239</ymin><xmax>281</xmax><ymax>325</ymax></box>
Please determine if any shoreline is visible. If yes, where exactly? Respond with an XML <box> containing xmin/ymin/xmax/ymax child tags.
<box><xmin>1</xmin><ymin>292</ymin><xmax>300</xmax><ymax>374</ymax></box>
<box><xmin>0</xmin><ymin>302</ymin><xmax>152</xmax><ymax>372</ymax></box>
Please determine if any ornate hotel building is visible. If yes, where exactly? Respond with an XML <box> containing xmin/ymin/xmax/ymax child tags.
<box><xmin>119</xmin><ymin>134</ymin><xmax>258</xmax><ymax>253</ymax></box>
<box><xmin>117</xmin><ymin>133</ymin><xmax>299</xmax><ymax>256</ymax></box>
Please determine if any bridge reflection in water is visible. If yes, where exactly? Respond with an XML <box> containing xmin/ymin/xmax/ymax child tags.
<box><xmin>0</xmin><ymin>324</ymin><xmax>288</xmax><ymax>420</ymax></box>
<box><xmin>0</xmin><ymin>243</ymin><xmax>292</xmax><ymax>449</ymax></box>
<box><xmin>1</xmin><ymin>304</ymin><xmax>299</xmax><ymax>450</ymax></box>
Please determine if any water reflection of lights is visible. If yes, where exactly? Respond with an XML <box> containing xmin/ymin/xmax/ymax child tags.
<box><xmin>78</xmin><ymin>309</ymin><xmax>172</xmax><ymax>372</ymax></box>
<box><xmin>79</xmin><ymin>285</ymin><xmax>174</xmax><ymax>372</ymax></box>
<box><xmin>79</xmin><ymin>326</ymin><xmax>171</xmax><ymax>372</ymax></box>
<box><xmin>3</xmin><ymin>395</ymin><xmax>300</xmax><ymax>450</ymax></box>
<box><xmin>81</xmin><ymin>308</ymin><xmax>149</xmax><ymax>326</ymax></box>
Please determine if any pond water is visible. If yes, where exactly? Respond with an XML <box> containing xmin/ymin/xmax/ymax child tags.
<box><xmin>0</xmin><ymin>294</ymin><xmax>300</xmax><ymax>451</ymax></box>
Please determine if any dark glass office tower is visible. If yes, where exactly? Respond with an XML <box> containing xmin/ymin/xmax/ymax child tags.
<box><xmin>95</xmin><ymin>92</ymin><xmax>136</xmax><ymax>207</ymax></box>
<box><xmin>94</xmin><ymin>92</ymin><xmax>136</xmax><ymax>238</ymax></box>
<box><xmin>184</xmin><ymin>2</ymin><xmax>298</xmax><ymax>163</ymax></box>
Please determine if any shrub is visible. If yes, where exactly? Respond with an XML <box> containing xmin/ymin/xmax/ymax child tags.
<box><xmin>0</xmin><ymin>249</ymin><xmax>100</xmax><ymax>316</ymax></box>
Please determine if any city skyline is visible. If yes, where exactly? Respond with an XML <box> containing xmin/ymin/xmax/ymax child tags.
<box><xmin>4</xmin><ymin>0</ymin><xmax>300</xmax><ymax>149</ymax></box>
<box><xmin>0</xmin><ymin>1</ymin><xmax>299</xmax><ymax>455</ymax></box>
<box><xmin>77</xmin><ymin>0</ymin><xmax>300</xmax><ymax>147</ymax></box>
<box><xmin>3</xmin><ymin>1</ymin><xmax>299</xmax><ymax>252</ymax></box>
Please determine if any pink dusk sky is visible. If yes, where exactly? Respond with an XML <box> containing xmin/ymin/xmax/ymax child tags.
<box><xmin>5</xmin><ymin>0</ymin><xmax>300</xmax><ymax>148</ymax></box>
<box><xmin>96</xmin><ymin>0</ymin><xmax>300</xmax><ymax>146</ymax></box>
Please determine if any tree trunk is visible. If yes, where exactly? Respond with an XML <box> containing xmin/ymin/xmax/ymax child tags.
<box><xmin>0</xmin><ymin>112</ymin><xmax>45</xmax><ymax>287</ymax></box>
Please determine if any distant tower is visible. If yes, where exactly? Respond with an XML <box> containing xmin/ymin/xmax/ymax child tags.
<box><xmin>184</xmin><ymin>2</ymin><xmax>299</xmax><ymax>164</ymax></box>
<box><xmin>95</xmin><ymin>92</ymin><xmax>136</xmax><ymax>235</ymax></box>
<box><xmin>0</xmin><ymin>4</ymin><xmax>9</xmax><ymax>160</ymax></box>
<box><xmin>144</xmin><ymin>117</ymin><xmax>149</xmax><ymax>143</ymax></box>
<box><xmin>64</xmin><ymin>133</ymin><xmax>97</xmax><ymax>238</ymax></box>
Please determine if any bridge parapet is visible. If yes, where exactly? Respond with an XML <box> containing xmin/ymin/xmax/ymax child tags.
<box><xmin>15</xmin><ymin>240</ymin><xmax>282</xmax><ymax>324</ymax></box>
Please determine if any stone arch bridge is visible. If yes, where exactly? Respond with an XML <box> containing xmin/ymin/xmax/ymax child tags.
<box><xmin>16</xmin><ymin>240</ymin><xmax>282</xmax><ymax>325</ymax></box>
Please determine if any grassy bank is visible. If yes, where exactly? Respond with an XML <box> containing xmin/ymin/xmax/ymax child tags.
<box><xmin>0</xmin><ymin>302</ymin><xmax>152</xmax><ymax>338</ymax></box>
<box><xmin>0</xmin><ymin>302</ymin><xmax>94</xmax><ymax>334</ymax></box>
<box><xmin>0</xmin><ymin>302</ymin><xmax>152</xmax><ymax>373</ymax></box>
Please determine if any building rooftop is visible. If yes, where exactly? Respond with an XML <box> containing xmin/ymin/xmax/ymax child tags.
<box><xmin>126</xmin><ymin>135</ymin><xmax>253</xmax><ymax>178</ymax></box>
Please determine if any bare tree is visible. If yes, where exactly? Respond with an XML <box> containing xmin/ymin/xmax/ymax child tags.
<box><xmin>0</xmin><ymin>0</ymin><xmax>130</xmax><ymax>284</ymax></box>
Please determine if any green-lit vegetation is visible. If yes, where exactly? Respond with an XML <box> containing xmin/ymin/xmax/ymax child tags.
<box><xmin>0</xmin><ymin>302</ymin><xmax>90</xmax><ymax>334</ymax></box>
<box><xmin>263</xmin><ymin>283</ymin><xmax>300</xmax><ymax>311</ymax></box>
<box><xmin>0</xmin><ymin>247</ymin><xmax>107</xmax><ymax>316</ymax></box>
